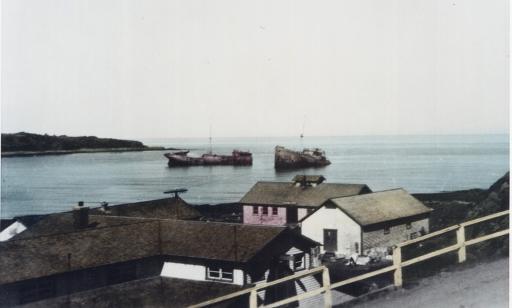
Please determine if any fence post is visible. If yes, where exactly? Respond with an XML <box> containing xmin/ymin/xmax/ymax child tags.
<box><xmin>457</xmin><ymin>225</ymin><xmax>466</xmax><ymax>263</ymax></box>
<box><xmin>322</xmin><ymin>267</ymin><xmax>333</xmax><ymax>308</ymax></box>
<box><xmin>392</xmin><ymin>246</ymin><xmax>403</xmax><ymax>287</ymax></box>
<box><xmin>249</xmin><ymin>289</ymin><xmax>258</xmax><ymax>308</ymax></box>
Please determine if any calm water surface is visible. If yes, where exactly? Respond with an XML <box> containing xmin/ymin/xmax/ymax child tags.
<box><xmin>1</xmin><ymin>135</ymin><xmax>509</xmax><ymax>218</ymax></box>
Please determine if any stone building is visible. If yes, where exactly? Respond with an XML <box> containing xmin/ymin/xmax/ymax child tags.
<box><xmin>300</xmin><ymin>188</ymin><xmax>432</xmax><ymax>257</ymax></box>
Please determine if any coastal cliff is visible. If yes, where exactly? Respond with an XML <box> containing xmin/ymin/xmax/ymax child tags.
<box><xmin>1</xmin><ymin>132</ymin><xmax>161</xmax><ymax>157</ymax></box>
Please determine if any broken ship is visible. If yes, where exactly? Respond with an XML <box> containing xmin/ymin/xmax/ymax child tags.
<box><xmin>164</xmin><ymin>150</ymin><xmax>252</xmax><ymax>167</ymax></box>
<box><xmin>274</xmin><ymin>145</ymin><xmax>331</xmax><ymax>170</ymax></box>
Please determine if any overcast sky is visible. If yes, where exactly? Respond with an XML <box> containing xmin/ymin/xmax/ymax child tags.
<box><xmin>1</xmin><ymin>0</ymin><xmax>509</xmax><ymax>139</ymax></box>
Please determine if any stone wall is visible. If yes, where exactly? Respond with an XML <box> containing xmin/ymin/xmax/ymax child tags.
<box><xmin>362</xmin><ymin>218</ymin><xmax>429</xmax><ymax>253</ymax></box>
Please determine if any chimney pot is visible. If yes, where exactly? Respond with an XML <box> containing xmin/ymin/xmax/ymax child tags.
<box><xmin>73</xmin><ymin>202</ymin><xmax>89</xmax><ymax>228</ymax></box>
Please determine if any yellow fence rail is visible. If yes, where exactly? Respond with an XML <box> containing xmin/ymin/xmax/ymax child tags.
<box><xmin>189</xmin><ymin>210</ymin><xmax>509</xmax><ymax>308</ymax></box>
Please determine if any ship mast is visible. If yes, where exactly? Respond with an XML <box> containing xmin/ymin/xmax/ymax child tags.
<box><xmin>300</xmin><ymin>115</ymin><xmax>305</xmax><ymax>139</ymax></box>
<box><xmin>208</xmin><ymin>124</ymin><xmax>213</xmax><ymax>154</ymax></box>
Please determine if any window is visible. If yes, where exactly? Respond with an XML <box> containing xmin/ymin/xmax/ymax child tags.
<box><xmin>410</xmin><ymin>232</ymin><xmax>418</xmax><ymax>239</ymax></box>
<box><xmin>262</xmin><ymin>207</ymin><xmax>268</xmax><ymax>215</ymax></box>
<box><xmin>252</xmin><ymin>206</ymin><xmax>258</xmax><ymax>215</ymax></box>
<box><xmin>293</xmin><ymin>253</ymin><xmax>305</xmax><ymax>271</ymax></box>
<box><xmin>354</xmin><ymin>242</ymin><xmax>359</xmax><ymax>254</ymax></box>
<box><xmin>272</xmin><ymin>207</ymin><xmax>278</xmax><ymax>215</ymax></box>
<box><xmin>383</xmin><ymin>227</ymin><xmax>390</xmax><ymax>235</ymax></box>
<box><xmin>206</xmin><ymin>266</ymin><xmax>234</xmax><ymax>282</ymax></box>
<box><xmin>419</xmin><ymin>227</ymin><xmax>426</xmax><ymax>236</ymax></box>
<box><xmin>406</xmin><ymin>223</ymin><xmax>412</xmax><ymax>229</ymax></box>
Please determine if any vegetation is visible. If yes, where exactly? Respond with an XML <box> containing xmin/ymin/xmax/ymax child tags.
<box><xmin>1</xmin><ymin>132</ymin><xmax>146</xmax><ymax>152</ymax></box>
<box><xmin>403</xmin><ymin>172</ymin><xmax>509</xmax><ymax>281</ymax></box>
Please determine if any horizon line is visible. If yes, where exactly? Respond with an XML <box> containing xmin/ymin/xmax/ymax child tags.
<box><xmin>2</xmin><ymin>130</ymin><xmax>509</xmax><ymax>140</ymax></box>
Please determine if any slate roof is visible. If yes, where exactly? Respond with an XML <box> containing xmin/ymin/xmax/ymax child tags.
<box><xmin>330</xmin><ymin>188</ymin><xmax>433</xmax><ymax>226</ymax></box>
<box><xmin>90</xmin><ymin>197</ymin><xmax>201</xmax><ymax>220</ymax></box>
<box><xmin>0</xmin><ymin>217</ymin><xmax>160</xmax><ymax>285</ymax></box>
<box><xmin>0</xmin><ymin>215</ymin><xmax>317</xmax><ymax>285</ymax></box>
<box><xmin>21</xmin><ymin>276</ymin><xmax>245</xmax><ymax>308</ymax></box>
<box><xmin>12</xmin><ymin>213</ymin><xmax>150</xmax><ymax>240</ymax></box>
<box><xmin>160</xmin><ymin>220</ymin><xmax>287</xmax><ymax>262</ymax></box>
<box><xmin>240</xmin><ymin>181</ymin><xmax>371</xmax><ymax>207</ymax></box>
<box><xmin>1</xmin><ymin>215</ymin><xmax>46</xmax><ymax>232</ymax></box>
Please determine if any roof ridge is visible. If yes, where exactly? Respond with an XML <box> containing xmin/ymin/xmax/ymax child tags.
<box><xmin>330</xmin><ymin>187</ymin><xmax>405</xmax><ymax>201</ymax></box>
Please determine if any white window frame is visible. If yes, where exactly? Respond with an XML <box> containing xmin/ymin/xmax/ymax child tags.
<box><xmin>293</xmin><ymin>253</ymin><xmax>305</xmax><ymax>271</ymax></box>
<box><xmin>206</xmin><ymin>267</ymin><xmax>234</xmax><ymax>282</ymax></box>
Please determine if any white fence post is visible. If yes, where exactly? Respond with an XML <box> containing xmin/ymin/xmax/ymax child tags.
<box><xmin>249</xmin><ymin>289</ymin><xmax>258</xmax><ymax>308</ymax></box>
<box><xmin>322</xmin><ymin>267</ymin><xmax>332</xmax><ymax>308</ymax></box>
<box><xmin>393</xmin><ymin>246</ymin><xmax>403</xmax><ymax>287</ymax></box>
<box><xmin>457</xmin><ymin>225</ymin><xmax>467</xmax><ymax>263</ymax></box>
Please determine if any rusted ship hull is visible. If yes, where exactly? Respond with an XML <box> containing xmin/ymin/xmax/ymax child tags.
<box><xmin>274</xmin><ymin>146</ymin><xmax>331</xmax><ymax>170</ymax></box>
<box><xmin>164</xmin><ymin>150</ymin><xmax>252</xmax><ymax>167</ymax></box>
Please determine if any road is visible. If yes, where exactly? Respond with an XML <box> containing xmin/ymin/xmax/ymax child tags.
<box><xmin>343</xmin><ymin>257</ymin><xmax>509</xmax><ymax>308</ymax></box>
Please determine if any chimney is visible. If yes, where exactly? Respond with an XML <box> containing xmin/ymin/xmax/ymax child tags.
<box><xmin>73</xmin><ymin>201</ymin><xmax>89</xmax><ymax>228</ymax></box>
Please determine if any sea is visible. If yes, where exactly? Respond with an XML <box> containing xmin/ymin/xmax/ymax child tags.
<box><xmin>1</xmin><ymin>134</ymin><xmax>509</xmax><ymax>219</ymax></box>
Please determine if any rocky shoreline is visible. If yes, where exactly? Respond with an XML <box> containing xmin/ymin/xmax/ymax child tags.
<box><xmin>1</xmin><ymin>132</ymin><xmax>175</xmax><ymax>157</ymax></box>
<box><xmin>1</xmin><ymin>147</ymin><xmax>173</xmax><ymax>158</ymax></box>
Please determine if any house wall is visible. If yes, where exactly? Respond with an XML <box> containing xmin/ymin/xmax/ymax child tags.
<box><xmin>160</xmin><ymin>261</ymin><xmax>244</xmax><ymax>286</ymax></box>
<box><xmin>301</xmin><ymin>207</ymin><xmax>361</xmax><ymax>256</ymax></box>
<box><xmin>242</xmin><ymin>205</ymin><xmax>287</xmax><ymax>225</ymax></box>
<box><xmin>362</xmin><ymin>218</ymin><xmax>430</xmax><ymax>252</ymax></box>
<box><xmin>297</xmin><ymin>208</ymin><xmax>309</xmax><ymax>221</ymax></box>
<box><xmin>243</xmin><ymin>205</ymin><xmax>313</xmax><ymax>226</ymax></box>
<box><xmin>161</xmin><ymin>262</ymin><xmax>206</xmax><ymax>281</ymax></box>
<box><xmin>0</xmin><ymin>256</ymin><xmax>163</xmax><ymax>307</ymax></box>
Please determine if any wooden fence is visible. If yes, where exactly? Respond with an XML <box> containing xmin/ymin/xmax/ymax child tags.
<box><xmin>189</xmin><ymin>210</ymin><xmax>509</xmax><ymax>308</ymax></box>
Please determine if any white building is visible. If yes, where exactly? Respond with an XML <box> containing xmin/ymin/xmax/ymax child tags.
<box><xmin>301</xmin><ymin>188</ymin><xmax>432</xmax><ymax>257</ymax></box>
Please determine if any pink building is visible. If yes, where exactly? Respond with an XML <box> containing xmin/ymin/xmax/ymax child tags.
<box><xmin>240</xmin><ymin>175</ymin><xmax>372</xmax><ymax>226</ymax></box>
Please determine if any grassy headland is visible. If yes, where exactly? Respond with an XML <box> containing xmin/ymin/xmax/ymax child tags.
<box><xmin>1</xmin><ymin>132</ymin><xmax>168</xmax><ymax>157</ymax></box>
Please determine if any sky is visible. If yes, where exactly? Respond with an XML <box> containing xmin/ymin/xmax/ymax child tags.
<box><xmin>1</xmin><ymin>0</ymin><xmax>509</xmax><ymax>139</ymax></box>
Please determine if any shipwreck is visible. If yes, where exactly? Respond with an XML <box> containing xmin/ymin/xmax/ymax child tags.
<box><xmin>164</xmin><ymin>150</ymin><xmax>252</xmax><ymax>167</ymax></box>
<box><xmin>274</xmin><ymin>146</ymin><xmax>331</xmax><ymax>170</ymax></box>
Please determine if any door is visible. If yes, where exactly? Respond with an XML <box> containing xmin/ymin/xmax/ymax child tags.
<box><xmin>323</xmin><ymin>229</ymin><xmax>338</xmax><ymax>252</ymax></box>
<box><xmin>286</xmin><ymin>208</ymin><xmax>298</xmax><ymax>224</ymax></box>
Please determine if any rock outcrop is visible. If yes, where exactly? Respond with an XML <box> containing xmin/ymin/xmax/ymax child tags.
<box><xmin>2</xmin><ymin>132</ymin><xmax>146</xmax><ymax>152</ymax></box>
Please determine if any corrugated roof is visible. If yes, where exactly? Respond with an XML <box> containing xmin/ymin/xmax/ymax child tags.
<box><xmin>240</xmin><ymin>182</ymin><xmax>371</xmax><ymax>207</ymax></box>
<box><xmin>331</xmin><ymin>188</ymin><xmax>433</xmax><ymax>226</ymax></box>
